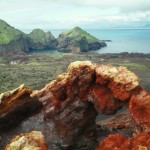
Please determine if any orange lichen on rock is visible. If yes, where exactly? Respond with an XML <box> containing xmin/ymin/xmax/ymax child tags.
<box><xmin>130</xmin><ymin>132</ymin><xmax>150</xmax><ymax>150</ymax></box>
<box><xmin>91</xmin><ymin>85</ymin><xmax>122</xmax><ymax>114</ymax></box>
<box><xmin>95</xmin><ymin>65</ymin><xmax>139</xmax><ymax>100</ymax></box>
<box><xmin>129</xmin><ymin>89</ymin><xmax>150</xmax><ymax>132</ymax></box>
<box><xmin>96</xmin><ymin>134</ymin><xmax>130</xmax><ymax>150</ymax></box>
<box><xmin>97</xmin><ymin>132</ymin><xmax>150</xmax><ymax>150</ymax></box>
<box><xmin>5</xmin><ymin>131</ymin><xmax>48</xmax><ymax>150</ymax></box>
<box><xmin>32</xmin><ymin>61</ymin><xmax>96</xmax><ymax>106</ymax></box>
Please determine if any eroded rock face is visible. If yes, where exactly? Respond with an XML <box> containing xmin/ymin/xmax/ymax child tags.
<box><xmin>5</xmin><ymin>131</ymin><xmax>48</xmax><ymax>150</ymax></box>
<box><xmin>97</xmin><ymin>110</ymin><xmax>135</xmax><ymax>141</ymax></box>
<box><xmin>129</xmin><ymin>89</ymin><xmax>150</xmax><ymax>133</ymax></box>
<box><xmin>0</xmin><ymin>84</ymin><xmax>42</xmax><ymax>130</ymax></box>
<box><xmin>32</xmin><ymin>61</ymin><xmax>149</xmax><ymax>149</ymax></box>
<box><xmin>1</xmin><ymin>61</ymin><xmax>150</xmax><ymax>150</ymax></box>
<box><xmin>57</xmin><ymin>27</ymin><xmax>106</xmax><ymax>53</ymax></box>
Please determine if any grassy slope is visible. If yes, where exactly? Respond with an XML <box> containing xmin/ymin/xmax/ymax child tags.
<box><xmin>28</xmin><ymin>29</ymin><xmax>55</xmax><ymax>44</ymax></box>
<box><xmin>63</xmin><ymin>27</ymin><xmax>101</xmax><ymax>43</ymax></box>
<box><xmin>0</xmin><ymin>20</ymin><xmax>24</xmax><ymax>44</ymax></box>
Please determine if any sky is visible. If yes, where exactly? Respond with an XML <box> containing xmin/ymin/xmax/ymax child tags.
<box><xmin>0</xmin><ymin>0</ymin><xmax>150</xmax><ymax>32</ymax></box>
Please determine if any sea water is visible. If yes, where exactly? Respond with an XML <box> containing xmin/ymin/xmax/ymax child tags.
<box><xmin>30</xmin><ymin>29</ymin><xmax>150</xmax><ymax>54</ymax></box>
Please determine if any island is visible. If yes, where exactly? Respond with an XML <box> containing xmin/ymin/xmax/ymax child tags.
<box><xmin>0</xmin><ymin>19</ymin><xmax>107</xmax><ymax>55</ymax></box>
<box><xmin>57</xmin><ymin>27</ymin><xmax>106</xmax><ymax>52</ymax></box>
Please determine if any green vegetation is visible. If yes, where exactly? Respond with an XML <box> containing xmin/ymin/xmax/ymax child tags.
<box><xmin>118</xmin><ymin>63</ymin><xmax>150</xmax><ymax>71</ymax></box>
<box><xmin>28</xmin><ymin>29</ymin><xmax>55</xmax><ymax>44</ymax></box>
<box><xmin>0</xmin><ymin>54</ymin><xmax>150</xmax><ymax>94</ymax></box>
<box><xmin>63</xmin><ymin>27</ymin><xmax>101</xmax><ymax>43</ymax></box>
<box><xmin>0</xmin><ymin>19</ymin><xmax>25</xmax><ymax>44</ymax></box>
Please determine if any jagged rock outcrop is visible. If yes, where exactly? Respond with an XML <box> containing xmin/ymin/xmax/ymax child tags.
<box><xmin>0</xmin><ymin>61</ymin><xmax>149</xmax><ymax>150</ymax></box>
<box><xmin>57</xmin><ymin>27</ymin><xmax>106</xmax><ymax>53</ymax></box>
<box><xmin>32</xmin><ymin>61</ymin><xmax>149</xmax><ymax>149</ymax></box>
<box><xmin>28</xmin><ymin>29</ymin><xmax>57</xmax><ymax>50</ymax></box>
<box><xmin>0</xmin><ymin>19</ymin><xmax>29</xmax><ymax>55</ymax></box>
<box><xmin>0</xmin><ymin>84</ymin><xmax>42</xmax><ymax>130</ymax></box>
<box><xmin>5</xmin><ymin>131</ymin><xmax>48</xmax><ymax>150</ymax></box>
<box><xmin>97</xmin><ymin>110</ymin><xmax>135</xmax><ymax>141</ymax></box>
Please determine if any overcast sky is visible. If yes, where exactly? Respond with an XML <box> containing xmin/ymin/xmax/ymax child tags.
<box><xmin>0</xmin><ymin>0</ymin><xmax>150</xmax><ymax>32</ymax></box>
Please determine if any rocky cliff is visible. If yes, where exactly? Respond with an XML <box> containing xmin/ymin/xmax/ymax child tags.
<box><xmin>0</xmin><ymin>20</ymin><xmax>57</xmax><ymax>55</ymax></box>
<box><xmin>0</xmin><ymin>19</ymin><xmax>29</xmax><ymax>55</ymax></box>
<box><xmin>28</xmin><ymin>29</ymin><xmax>57</xmax><ymax>50</ymax></box>
<box><xmin>0</xmin><ymin>61</ymin><xmax>149</xmax><ymax>150</ymax></box>
<box><xmin>0</xmin><ymin>20</ymin><xmax>107</xmax><ymax>55</ymax></box>
<box><xmin>57</xmin><ymin>27</ymin><xmax>106</xmax><ymax>52</ymax></box>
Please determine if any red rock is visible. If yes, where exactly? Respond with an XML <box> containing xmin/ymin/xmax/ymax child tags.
<box><xmin>95</xmin><ymin>65</ymin><xmax>139</xmax><ymax>101</ymax></box>
<box><xmin>96</xmin><ymin>134</ymin><xmax>130</xmax><ymax>150</ymax></box>
<box><xmin>91</xmin><ymin>85</ymin><xmax>123</xmax><ymax>114</ymax></box>
<box><xmin>0</xmin><ymin>84</ymin><xmax>42</xmax><ymax>130</ymax></box>
<box><xmin>0</xmin><ymin>61</ymin><xmax>149</xmax><ymax>150</ymax></box>
<box><xmin>97</xmin><ymin>132</ymin><xmax>150</xmax><ymax>150</ymax></box>
<box><xmin>130</xmin><ymin>132</ymin><xmax>150</xmax><ymax>150</ymax></box>
<box><xmin>129</xmin><ymin>89</ymin><xmax>150</xmax><ymax>132</ymax></box>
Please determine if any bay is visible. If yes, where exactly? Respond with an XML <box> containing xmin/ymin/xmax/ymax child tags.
<box><xmin>30</xmin><ymin>29</ymin><xmax>150</xmax><ymax>54</ymax></box>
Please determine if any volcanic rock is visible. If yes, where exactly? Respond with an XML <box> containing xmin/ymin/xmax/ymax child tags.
<box><xmin>0</xmin><ymin>84</ymin><xmax>42</xmax><ymax>130</ymax></box>
<box><xmin>97</xmin><ymin>132</ymin><xmax>150</xmax><ymax>150</ymax></box>
<box><xmin>0</xmin><ymin>61</ymin><xmax>149</xmax><ymax>150</ymax></box>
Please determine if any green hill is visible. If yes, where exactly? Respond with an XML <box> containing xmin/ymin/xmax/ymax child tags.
<box><xmin>63</xmin><ymin>27</ymin><xmax>101</xmax><ymax>43</ymax></box>
<box><xmin>28</xmin><ymin>29</ymin><xmax>55</xmax><ymax>44</ymax></box>
<box><xmin>28</xmin><ymin>29</ymin><xmax>57</xmax><ymax>50</ymax></box>
<box><xmin>0</xmin><ymin>19</ymin><xmax>25</xmax><ymax>45</ymax></box>
<box><xmin>57</xmin><ymin>27</ymin><xmax>106</xmax><ymax>52</ymax></box>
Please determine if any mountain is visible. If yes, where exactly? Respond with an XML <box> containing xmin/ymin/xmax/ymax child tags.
<box><xmin>0</xmin><ymin>19</ymin><xmax>29</xmax><ymax>55</ymax></box>
<box><xmin>57</xmin><ymin>27</ymin><xmax>106</xmax><ymax>53</ymax></box>
<box><xmin>28</xmin><ymin>29</ymin><xmax>57</xmax><ymax>50</ymax></box>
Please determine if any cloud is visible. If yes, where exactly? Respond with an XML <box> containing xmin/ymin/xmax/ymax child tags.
<box><xmin>0</xmin><ymin>0</ymin><xmax>150</xmax><ymax>31</ymax></box>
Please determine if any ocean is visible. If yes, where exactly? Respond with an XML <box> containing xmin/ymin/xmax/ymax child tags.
<box><xmin>30</xmin><ymin>29</ymin><xmax>150</xmax><ymax>54</ymax></box>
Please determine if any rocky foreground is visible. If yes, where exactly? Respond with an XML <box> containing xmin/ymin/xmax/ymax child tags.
<box><xmin>0</xmin><ymin>61</ymin><xmax>150</xmax><ymax>149</ymax></box>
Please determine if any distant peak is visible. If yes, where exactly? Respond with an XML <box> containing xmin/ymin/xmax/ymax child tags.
<box><xmin>0</xmin><ymin>19</ymin><xmax>7</xmax><ymax>23</ymax></box>
<box><xmin>32</xmin><ymin>29</ymin><xmax>44</xmax><ymax>32</ymax></box>
<box><xmin>72</xmin><ymin>26</ymin><xmax>82</xmax><ymax>31</ymax></box>
<box><xmin>0</xmin><ymin>19</ymin><xmax>10</xmax><ymax>27</ymax></box>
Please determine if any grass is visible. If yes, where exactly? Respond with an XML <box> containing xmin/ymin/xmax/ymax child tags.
<box><xmin>0</xmin><ymin>20</ymin><xmax>24</xmax><ymax>44</ymax></box>
<box><xmin>63</xmin><ymin>27</ymin><xmax>102</xmax><ymax>43</ymax></box>
<box><xmin>118</xmin><ymin>63</ymin><xmax>150</xmax><ymax>71</ymax></box>
<box><xmin>28</xmin><ymin>29</ymin><xmax>54</xmax><ymax>44</ymax></box>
